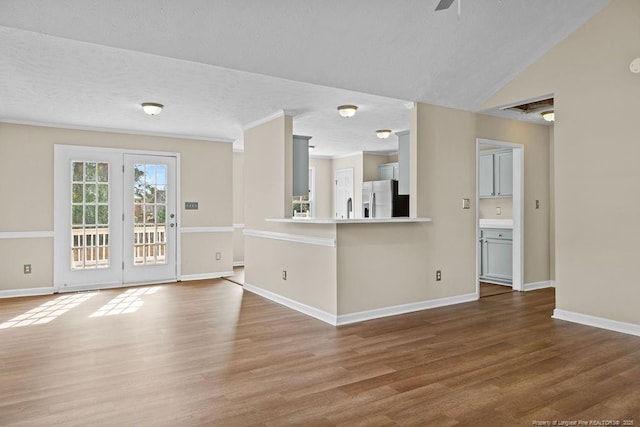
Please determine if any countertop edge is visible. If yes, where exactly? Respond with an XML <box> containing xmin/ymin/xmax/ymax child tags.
<box><xmin>479</xmin><ymin>219</ymin><xmax>513</xmax><ymax>229</ymax></box>
<box><xmin>266</xmin><ymin>217</ymin><xmax>433</xmax><ymax>224</ymax></box>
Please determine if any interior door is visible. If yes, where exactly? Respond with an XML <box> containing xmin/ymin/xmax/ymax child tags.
<box><xmin>123</xmin><ymin>154</ymin><xmax>177</xmax><ymax>285</ymax></box>
<box><xmin>54</xmin><ymin>146</ymin><xmax>124</xmax><ymax>291</ymax></box>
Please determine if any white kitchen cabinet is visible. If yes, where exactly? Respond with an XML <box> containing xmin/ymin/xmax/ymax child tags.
<box><xmin>378</xmin><ymin>162</ymin><xmax>399</xmax><ymax>181</ymax></box>
<box><xmin>479</xmin><ymin>153</ymin><xmax>495</xmax><ymax>197</ymax></box>
<box><xmin>479</xmin><ymin>150</ymin><xmax>512</xmax><ymax>198</ymax></box>
<box><xmin>494</xmin><ymin>151</ymin><xmax>513</xmax><ymax>197</ymax></box>
<box><xmin>480</xmin><ymin>228</ymin><xmax>512</xmax><ymax>283</ymax></box>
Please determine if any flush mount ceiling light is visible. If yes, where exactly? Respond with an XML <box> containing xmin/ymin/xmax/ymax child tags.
<box><xmin>141</xmin><ymin>102</ymin><xmax>163</xmax><ymax>115</ymax></box>
<box><xmin>337</xmin><ymin>105</ymin><xmax>358</xmax><ymax>118</ymax></box>
<box><xmin>541</xmin><ymin>110</ymin><xmax>555</xmax><ymax>122</ymax></box>
<box><xmin>376</xmin><ymin>129</ymin><xmax>392</xmax><ymax>139</ymax></box>
<box><xmin>630</xmin><ymin>57</ymin><xmax>640</xmax><ymax>74</ymax></box>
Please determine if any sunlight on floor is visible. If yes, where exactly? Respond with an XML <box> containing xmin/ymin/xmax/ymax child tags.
<box><xmin>0</xmin><ymin>293</ymin><xmax>98</xmax><ymax>329</ymax></box>
<box><xmin>89</xmin><ymin>286</ymin><xmax>159</xmax><ymax>318</ymax></box>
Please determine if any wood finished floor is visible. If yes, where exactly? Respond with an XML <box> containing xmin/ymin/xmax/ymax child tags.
<box><xmin>1</xmin><ymin>282</ymin><xmax>638</xmax><ymax>426</ymax></box>
<box><xmin>479</xmin><ymin>282</ymin><xmax>513</xmax><ymax>298</ymax></box>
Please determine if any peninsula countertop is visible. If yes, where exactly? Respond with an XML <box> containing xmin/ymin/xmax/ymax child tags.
<box><xmin>266</xmin><ymin>217</ymin><xmax>432</xmax><ymax>224</ymax></box>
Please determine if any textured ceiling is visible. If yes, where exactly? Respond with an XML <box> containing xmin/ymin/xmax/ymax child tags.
<box><xmin>0</xmin><ymin>0</ymin><xmax>610</xmax><ymax>155</ymax></box>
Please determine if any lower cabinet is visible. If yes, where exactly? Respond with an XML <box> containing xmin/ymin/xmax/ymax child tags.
<box><xmin>480</xmin><ymin>228</ymin><xmax>512</xmax><ymax>283</ymax></box>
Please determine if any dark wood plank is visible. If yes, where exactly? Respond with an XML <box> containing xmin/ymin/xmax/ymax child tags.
<box><xmin>0</xmin><ymin>281</ymin><xmax>638</xmax><ymax>425</ymax></box>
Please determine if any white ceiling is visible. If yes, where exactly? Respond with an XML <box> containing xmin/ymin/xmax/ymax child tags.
<box><xmin>0</xmin><ymin>0</ymin><xmax>609</xmax><ymax>156</ymax></box>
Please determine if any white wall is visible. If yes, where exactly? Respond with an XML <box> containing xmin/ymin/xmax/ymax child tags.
<box><xmin>0</xmin><ymin>123</ymin><xmax>234</xmax><ymax>293</ymax></box>
<box><xmin>480</xmin><ymin>0</ymin><xmax>640</xmax><ymax>326</ymax></box>
<box><xmin>233</xmin><ymin>151</ymin><xmax>244</xmax><ymax>265</ymax></box>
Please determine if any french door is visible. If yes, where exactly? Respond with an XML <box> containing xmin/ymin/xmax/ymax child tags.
<box><xmin>54</xmin><ymin>146</ymin><xmax>178</xmax><ymax>292</ymax></box>
<box><xmin>122</xmin><ymin>154</ymin><xmax>177</xmax><ymax>285</ymax></box>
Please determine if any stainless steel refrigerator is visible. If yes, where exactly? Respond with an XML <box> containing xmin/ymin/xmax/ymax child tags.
<box><xmin>362</xmin><ymin>180</ymin><xmax>408</xmax><ymax>218</ymax></box>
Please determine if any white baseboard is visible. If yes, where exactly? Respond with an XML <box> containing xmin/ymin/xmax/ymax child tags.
<box><xmin>180</xmin><ymin>271</ymin><xmax>234</xmax><ymax>282</ymax></box>
<box><xmin>232</xmin><ymin>261</ymin><xmax>244</xmax><ymax>267</ymax></box>
<box><xmin>524</xmin><ymin>280</ymin><xmax>555</xmax><ymax>291</ymax></box>
<box><xmin>553</xmin><ymin>309</ymin><xmax>640</xmax><ymax>337</ymax></box>
<box><xmin>336</xmin><ymin>292</ymin><xmax>478</xmax><ymax>326</ymax></box>
<box><xmin>243</xmin><ymin>283</ymin><xmax>479</xmax><ymax>327</ymax></box>
<box><xmin>243</xmin><ymin>283</ymin><xmax>337</xmax><ymax>325</ymax></box>
<box><xmin>0</xmin><ymin>287</ymin><xmax>54</xmax><ymax>299</ymax></box>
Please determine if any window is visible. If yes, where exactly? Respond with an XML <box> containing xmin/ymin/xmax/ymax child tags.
<box><xmin>292</xmin><ymin>168</ymin><xmax>315</xmax><ymax>218</ymax></box>
<box><xmin>70</xmin><ymin>161</ymin><xmax>110</xmax><ymax>269</ymax></box>
<box><xmin>132</xmin><ymin>163</ymin><xmax>168</xmax><ymax>265</ymax></box>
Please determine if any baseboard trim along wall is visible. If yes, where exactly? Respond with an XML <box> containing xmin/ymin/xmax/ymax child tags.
<box><xmin>180</xmin><ymin>271</ymin><xmax>234</xmax><ymax>281</ymax></box>
<box><xmin>523</xmin><ymin>280</ymin><xmax>555</xmax><ymax>291</ymax></box>
<box><xmin>232</xmin><ymin>261</ymin><xmax>244</xmax><ymax>267</ymax></box>
<box><xmin>243</xmin><ymin>229</ymin><xmax>336</xmax><ymax>247</ymax></box>
<box><xmin>243</xmin><ymin>282</ymin><xmax>479</xmax><ymax>326</ymax></box>
<box><xmin>0</xmin><ymin>231</ymin><xmax>54</xmax><ymax>239</ymax></box>
<box><xmin>243</xmin><ymin>283</ymin><xmax>337</xmax><ymax>325</ymax></box>
<box><xmin>336</xmin><ymin>293</ymin><xmax>479</xmax><ymax>326</ymax></box>
<box><xmin>553</xmin><ymin>309</ymin><xmax>640</xmax><ymax>337</ymax></box>
<box><xmin>0</xmin><ymin>287</ymin><xmax>54</xmax><ymax>299</ymax></box>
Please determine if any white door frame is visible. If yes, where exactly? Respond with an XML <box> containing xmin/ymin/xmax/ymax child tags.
<box><xmin>54</xmin><ymin>144</ymin><xmax>181</xmax><ymax>292</ymax></box>
<box><xmin>476</xmin><ymin>138</ymin><xmax>524</xmax><ymax>293</ymax></box>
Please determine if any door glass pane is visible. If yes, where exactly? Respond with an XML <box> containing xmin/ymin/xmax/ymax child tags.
<box><xmin>132</xmin><ymin>163</ymin><xmax>168</xmax><ymax>266</ymax></box>
<box><xmin>71</xmin><ymin>161</ymin><xmax>110</xmax><ymax>270</ymax></box>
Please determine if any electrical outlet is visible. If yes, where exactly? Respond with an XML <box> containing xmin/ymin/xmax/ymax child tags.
<box><xmin>436</xmin><ymin>270</ymin><xmax>442</xmax><ymax>281</ymax></box>
<box><xmin>215</xmin><ymin>252</ymin><xmax>221</xmax><ymax>260</ymax></box>
<box><xmin>282</xmin><ymin>270</ymin><xmax>287</xmax><ymax>280</ymax></box>
<box><xmin>24</xmin><ymin>264</ymin><xmax>31</xmax><ymax>274</ymax></box>
<box><xmin>462</xmin><ymin>198</ymin><xmax>470</xmax><ymax>209</ymax></box>
<box><xmin>496</xmin><ymin>207</ymin><xmax>502</xmax><ymax>215</ymax></box>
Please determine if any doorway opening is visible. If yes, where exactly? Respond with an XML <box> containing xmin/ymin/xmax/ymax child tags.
<box><xmin>476</xmin><ymin>139</ymin><xmax>524</xmax><ymax>297</ymax></box>
<box><xmin>334</xmin><ymin>168</ymin><xmax>354</xmax><ymax>219</ymax></box>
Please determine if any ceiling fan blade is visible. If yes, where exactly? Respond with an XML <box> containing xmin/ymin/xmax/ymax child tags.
<box><xmin>435</xmin><ymin>0</ymin><xmax>455</xmax><ymax>11</ymax></box>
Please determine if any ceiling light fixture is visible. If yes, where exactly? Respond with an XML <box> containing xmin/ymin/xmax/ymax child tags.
<box><xmin>541</xmin><ymin>111</ymin><xmax>555</xmax><ymax>122</ymax></box>
<box><xmin>337</xmin><ymin>105</ymin><xmax>358</xmax><ymax>118</ymax></box>
<box><xmin>141</xmin><ymin>102</ymin><xmax>163</xmax><ymax>115</ymax></box>
<box><xmin>376</xmin><ymin>129</ymin><xmax>392</xmax><ymax>139</ymax></box>
<box><xmin>630</xmin><ymin>57</ymin><xmax>640</xmax><ymax>74</ymax></box>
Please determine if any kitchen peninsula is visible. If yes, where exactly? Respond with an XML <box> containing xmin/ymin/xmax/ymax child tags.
<box><xmin>243</xmin><ymin>113</ymin><xmax>477</xmax><ymax>327</ymax></box>
<box><xmin>243</xmin><ymin>215</ymin><xmax>478</xmax><ymax>326</ymax></box>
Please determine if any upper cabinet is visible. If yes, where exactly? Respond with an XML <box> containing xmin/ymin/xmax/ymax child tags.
<box><xmin>378</xmin><ymin>162</ymin><xmax>399</xmax><ymax>181</ymax></box>
<box><xmin>479</xmin><ymin>149</ymin><xmax>513</xmax><ymax>198</ymax></box>
<box><xmin>495</xmin><ymin>151</ymin><xmax>513</xmax><ymax>197</ymax></box>
<box><xmin>293</xmin><ymin>135</ymin><xmax>311</xmax><ymax>196</ymax></box>
<box><xmin>396</xmin><ymin>130</ymin><xmax>410</xmax><ymax>195</ymax></box>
